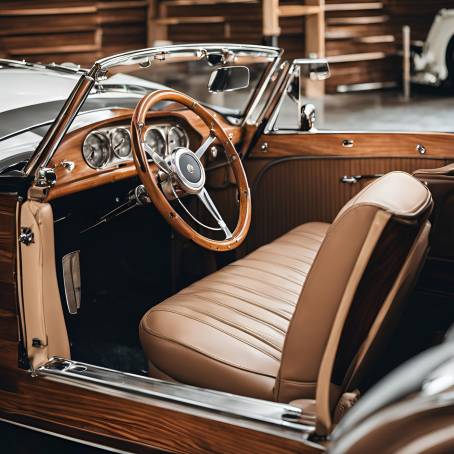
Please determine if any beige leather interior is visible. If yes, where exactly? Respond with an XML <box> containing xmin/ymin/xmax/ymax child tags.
<box><xmin>140</xmin><ymin>172</ymin><xmax>432</xmax><ymax>409</ymax></box>
<box><xmin>20</xmin><ymin>201</ymin><xmax>70</xmax><ymax>369</ymax></box>
<box><xmin>141</xmin><ymin>222</ymin><xmax>329</xmax><ymax>400</ymax></box>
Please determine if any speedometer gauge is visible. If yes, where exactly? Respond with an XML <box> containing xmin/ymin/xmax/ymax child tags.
<box><xmin>82</xmin><ymin>132</ymin><xmax>110</xmax><ymax>168</ymax></box>
<box><xmin>110</xmin><ymin>127</ymin><xmax>131</xmax><ymax>158</ymax></box>
<box><xmin>144</xmin><ymin>128</ymin><xmax>166</xmax><ymax>156</ymax></box>
<box><xmin>168</xmin><ymin>125</ymin><xmax>189</xmax><ymax>152</ymax></box>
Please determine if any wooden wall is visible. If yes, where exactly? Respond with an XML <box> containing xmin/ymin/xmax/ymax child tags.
<box><xmin>0</xmin><ymin>1</ymin><xmax>147</xmax><ymax>67</ymax></box>
<box><xmin>1</xmin><ymin>1</ymin><xmax>453</xmax><ymax>91</ymax></box>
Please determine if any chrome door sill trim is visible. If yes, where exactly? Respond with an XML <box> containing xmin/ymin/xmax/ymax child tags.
<box><xmin>37</xmin><ymin>357</ymin><xmax>315</xmax><ymax>433</ymax></box>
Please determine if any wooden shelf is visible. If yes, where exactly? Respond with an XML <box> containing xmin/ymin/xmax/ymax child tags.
<box><xmin>327</xmin><ymin>51</ymin><xmax>388</xmax><ymax>64</ymax></box>
<box><xmin>325</xmin><ymin>2</ymin><xmax>383</xmax><ymax>12</ymax></box>
<box><xmin>161</xmin><ymin>0</ymin><xmax>257</xmax><ymax>5</ymax></box>
<box><xmin>155</xmin><ymin>16</ymin><xmax>225</xmax><ymax>25</ymax></box>
<box><xmin>0</xmin><ymin>1</ymin><xmax>147</xmax><ymax>65</ymax></box>
<box><xmin>278</xmin><ymin>5</ymin><xmax>322</xmax><ymax>17</ymax></box>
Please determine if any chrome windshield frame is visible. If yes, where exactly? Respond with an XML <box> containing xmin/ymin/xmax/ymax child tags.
<box><xmin>25</xmin><ymin>43</ymin><xmax>282</xmax><ymax>178</ymax></box>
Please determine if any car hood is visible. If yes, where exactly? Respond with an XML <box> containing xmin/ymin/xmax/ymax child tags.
<box><xmin>0</xmin><ymin>68</ymin><xmax>169</xmax><ymax>114</ymax></box>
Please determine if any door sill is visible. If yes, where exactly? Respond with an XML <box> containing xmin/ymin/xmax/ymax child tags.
<box><xmin>37</xmin><ymin>357</ymin><xmax>316</xmax><ymax>434</ymax></box>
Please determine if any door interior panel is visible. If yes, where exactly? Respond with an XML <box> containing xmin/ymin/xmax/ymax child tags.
<box><xmin>243</xmin><ymin>155</ymin><xmax>450</xmax><ymax>254</ymax></box>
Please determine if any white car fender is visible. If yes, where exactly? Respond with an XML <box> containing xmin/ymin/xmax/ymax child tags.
<box><xmin>415</xmin><ymin>9</ymin><xmax>454</xmax><ymax>83</ymax></box>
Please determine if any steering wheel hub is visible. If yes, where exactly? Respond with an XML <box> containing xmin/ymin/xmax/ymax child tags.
<box><xmin>170</xmin><ymin>148</ymin><xmax>205</xmax><ymax>193</ymax></box>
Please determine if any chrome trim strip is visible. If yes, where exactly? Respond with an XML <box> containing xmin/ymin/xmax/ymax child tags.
<box><xmin>37</xmin><ymin>358</ymin><xmax>314</xmax><ymax>433</ymax></box>
<box><xmin>242</xmin><ymin>49</ymin><xmax>284</xmax><ymax>126</ymax></box>
<box><xmin>264</xmin><ymin>62</ymin><xmax>298</xmax><ymax>134</ymax></box>
<box><xmin>0</xmin><ymin>416</ymin><xmax>131</xmax><ymax>453</ymax></box>
<box><xmin>95</xmin><ymin>44</ymin><xmax>281</xmax><ymax>70</ymax></box>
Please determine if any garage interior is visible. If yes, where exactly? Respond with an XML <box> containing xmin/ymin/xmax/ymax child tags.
<box><xmin>2</xmin><ymin>0</ymin><xmax>454</xmax><ymax>131</ymax></box>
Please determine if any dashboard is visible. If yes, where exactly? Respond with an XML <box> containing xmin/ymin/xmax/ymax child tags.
<box><xmin>82</xmin><ymin>123</ymin><xmax>189</xmax><ymax>169</ymax></box>
<box><xmin>47</xmin><ymin>107</ymin><xmax>242</xmax><ymax>201</ymax></box>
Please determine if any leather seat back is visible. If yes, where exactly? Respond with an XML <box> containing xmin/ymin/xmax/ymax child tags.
<box><xmin>275</xmin><ymin>172</ymin><xmax>433</xmax><ymax>414</ymax></box>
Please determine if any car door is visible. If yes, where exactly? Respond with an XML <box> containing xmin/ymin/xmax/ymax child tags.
<box><xmin>241</xmin><ymin>62</ymin><xmax>454</xmax><ymax>253</ymax></box>
<box><xmin>244</xmin><ymin>130</ymin><xmax>454</xmax><ymax>253</ymax></box>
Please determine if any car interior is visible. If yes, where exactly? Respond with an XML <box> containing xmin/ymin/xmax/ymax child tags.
<box><xmin>43</xmin><ymin>101</ymin><xmax>454</xmax><ymax>423</ymax></box>
<box><xmin>11</xmin><ymin>48</ymin><xmax>453</xmax><ymax>440</ymax></box>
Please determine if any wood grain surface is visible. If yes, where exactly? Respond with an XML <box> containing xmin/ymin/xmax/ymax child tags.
<box><xmin>47</xmin><ymin>107</ymin><xmax>241</xmax><ymax>201</ymax></box>
<box><xmin>251</xmin><ymin>132</ymin><xmax>454</xmax><ymax>159</ymax></box>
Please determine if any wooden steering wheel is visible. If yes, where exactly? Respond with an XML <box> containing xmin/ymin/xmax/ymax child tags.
<box><xmin>131</xmin><ymin>89</ymin><xmax>251</xmax><ymax>252</ymax></box>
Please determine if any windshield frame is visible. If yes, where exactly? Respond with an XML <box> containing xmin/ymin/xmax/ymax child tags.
<box><xmin>24</xmin><ymin>43</ymin><xmax>282</xmax><ymax>178</ymax></box>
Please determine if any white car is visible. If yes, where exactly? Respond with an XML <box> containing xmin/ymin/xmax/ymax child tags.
<box><xmin>413</xmin><ymin>8</ymin><xmax>454</xmax><ymax>86</ymax></box>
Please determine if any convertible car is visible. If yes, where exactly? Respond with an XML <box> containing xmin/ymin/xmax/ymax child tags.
<box><xmin>0</xmin><ymin>44</ymin><xmax>453</xmax><ymax>453</ymax></box>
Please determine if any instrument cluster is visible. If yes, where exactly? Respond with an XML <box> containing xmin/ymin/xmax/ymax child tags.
<box><xmin>82</xmin><ymin>123</ymin><xmax>189</xmax><ymax>169</ymax></box>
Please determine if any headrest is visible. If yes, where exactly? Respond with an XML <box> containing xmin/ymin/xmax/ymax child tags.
<box><xmin>335</xmin><ymin>171</ymin><xmax>432</xmax><ymax>223</ymax></box>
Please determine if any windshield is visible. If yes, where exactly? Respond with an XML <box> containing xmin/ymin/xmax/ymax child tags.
<box><xmin>16</xmin><ymin>44</ymin><xmax>280</xmax><ymax>175</ymax></box>
<box><xmin>90</xmin><ymin>44</ymin><xmax>281</xmax><ymax>119</ymax></box>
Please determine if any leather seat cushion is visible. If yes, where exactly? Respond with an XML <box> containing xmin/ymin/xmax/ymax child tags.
<box><xmin>140</xmin><ymin>222</ymin><xmax>329</xmax><ymax>400</ymax></box>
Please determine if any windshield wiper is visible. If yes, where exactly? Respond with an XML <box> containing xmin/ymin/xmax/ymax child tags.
<box><xmin>0</xmin><ymin>59</ymin><xmax>86</xmax><ymax>75</ymax></box>
<box><xmin>44</xmin><ymin>62</ymin><xmax>87</xmax><ymax>75</ymax></box>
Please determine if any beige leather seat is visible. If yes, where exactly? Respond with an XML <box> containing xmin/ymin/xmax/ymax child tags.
<box><xmin>140</xmin><ymin>172</ymin><xmax>433</xmax><ymax>403</ymax></box>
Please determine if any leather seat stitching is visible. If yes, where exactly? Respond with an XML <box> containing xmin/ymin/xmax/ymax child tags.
<box><xmin>276</xmin><ymin>238</ymin><xmax>321</xmax><ymax>252</ymax></box>
<box><xmin>223</xmin><ymin>268</ymin><xmax>301</xmax><ymax>296</ymax></box>
<box><xmin>187</xmin><ymin>293</ymin><xmax>287</xmax><ymax>334</ymax></box>
<box><xmin>176</xmin><ymin>303</ymin><xmax>283</xmax><ymax>353</ymax></box>
<box><xmin>142</xmin><ymin>325</ymin><xmax>278</xmax><ymax>378</ymax></box>
<box><xmin>228</xmin><ymin>262</ymin><xmax>305</xmax><ymax>286</ymax></box>
<box><xmin>142</xmin><ymin>309</ymin><xmax>281</xmax><ymax>361</ymax></box>
<box><xmin>239</xmin><ymin>258</ymin><xmax>309</xmax><ymax>277</ymax></box>
<box><xmin>182</xmin><ymin>286</ymin><xmax>293</xmax><ymax>319</ymax></box>
<box><xmin>197</xmin><ymin>278</ymin><xmax>297</xmax><ymax>305</ymax></box>
<box><xmin>288</xmin><ymin>230</ymin><xmax>327</xmax><ymax>241</ymax></box>
<box><xmin>278</xmin><ymin>231</ymin><xmax>324</xmax><ymax>246</ymax></box>
<box><xmin>258</xmin><ymin>249</ymin><xmax>316</xmax><ymax>266</ymax></box>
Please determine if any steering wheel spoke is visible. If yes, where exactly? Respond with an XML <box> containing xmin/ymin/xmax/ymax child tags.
<box><xmin>143</xmin><ymin>142</ymin><xmax>172</xmax><ymax>175</ymax></box>
<box><xmin>197</xmin><ymin>188</ymin><xmax>232</xmax><ymax>239</ymax></box>
<box><xmin>195</xmin><ymin>133</ymin><xmax>216</xmax><ymax>159</ymax></box>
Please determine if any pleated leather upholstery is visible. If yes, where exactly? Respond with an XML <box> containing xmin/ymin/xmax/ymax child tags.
<box><xmin>140</xmin><ymin>222</ymin><xmax>329</xmax><ymax>400</ymax></box>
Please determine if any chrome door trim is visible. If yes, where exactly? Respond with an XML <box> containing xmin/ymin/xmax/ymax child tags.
<box><xmin>37</xmin><ymin>357</ymin><xmax>315</xmax><ymax>435</ymax></box>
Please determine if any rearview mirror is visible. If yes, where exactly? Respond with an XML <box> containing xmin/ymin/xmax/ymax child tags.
<box><xmin>208</xmin><ymin>66</ymin><xmax>250</xmax><ymax>93</ymax></box>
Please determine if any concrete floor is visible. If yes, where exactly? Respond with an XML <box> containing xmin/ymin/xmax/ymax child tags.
<box><xmin>275</xmin><ymin>89</ymin><xmax>454</xmax><ymax>132</ymax></box>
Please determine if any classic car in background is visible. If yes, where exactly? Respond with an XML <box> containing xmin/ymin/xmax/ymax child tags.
<box><xmin>413</xmin><ymin>8</ymin><xmax>454</xmax><ymax>87</ymax></box>
<box><xmin>0</xmin><ymin>44</ymin><xmax>453</xmax><ymax>453</ymax></box>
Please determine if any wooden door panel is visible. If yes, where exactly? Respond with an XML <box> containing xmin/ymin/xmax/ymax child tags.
<box><xmin>250</xmin><ymin>132</ymin><xmax>454</xmax><ymax>159</ymax></box>
<box><xmin>0</xmin><ymin>193</ymin><xmax>21</xmax><ymax>377</ymax></box>
<box><xmin>242</xmin><ymin>131</ymin><xmax>454</xmax><ymax>253</ymax></box>
<box><xmin>244</xmin><ymin>154</ymin><xmax>450</xmax><ymax>254</ymax></box>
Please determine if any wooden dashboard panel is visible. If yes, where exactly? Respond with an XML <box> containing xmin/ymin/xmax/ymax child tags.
<box><xmin>47</xmin><ymin>107</ymin><xmax>242</xmax><ymax>201</ymax></box>
<box><xmin>251</xmin><ymin>132</ymin><xmax>454</xmax><ymax>159</ymax></box>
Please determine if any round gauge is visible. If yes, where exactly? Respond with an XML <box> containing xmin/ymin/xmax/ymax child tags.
<box><xmin>110</xmin><ymin>127</ymin><xmax>131</xmax><ymax>159</ymax></box>
<box><xmin>168</xmin><ymin>125</ymin><xmax>189</xmax><ymax>152</ymax></box>
<box><xmin>82</xmin><ymin>132</ymin><xmax>110</xmax><ymax>169</ymax></box>
<box><xmin>144</xmin><ymin>128</ymin><xmax>166</xmax><ymax>156</ymax></box>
